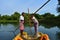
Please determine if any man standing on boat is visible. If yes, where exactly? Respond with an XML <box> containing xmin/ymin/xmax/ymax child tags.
<box><xmin>19</xmin><ymin>12</ymin><xmax>25</xmax><ymax>37</ymax></box>
<box><xmin>31</xmin><ymin>14</ymin><xmax>39</xmax><ymax>37</ymax></box>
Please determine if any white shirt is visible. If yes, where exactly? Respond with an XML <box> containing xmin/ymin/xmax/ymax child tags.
<box><xmin>20</xmin><ymin>15</ymin><xmax>24</xmax><ymax>21</ymax></box>
<box><xmin>32</xmin><ymin>16</ymin><xmax>38</xmax><ymax>23</ymax></box>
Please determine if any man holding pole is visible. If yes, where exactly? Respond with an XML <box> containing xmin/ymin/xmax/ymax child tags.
<box><xmin>31</xmin><ymin>14</ymin><xmax>39</xmax><ymax>37</ymax></box>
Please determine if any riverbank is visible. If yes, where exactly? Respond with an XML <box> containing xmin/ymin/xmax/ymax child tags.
<box><xmin>0</xmin><ymin>20</ymin><xmax>18</xmax><ymax>23</ymax></box>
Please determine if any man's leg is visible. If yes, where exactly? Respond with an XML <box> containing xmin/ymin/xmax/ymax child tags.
<box><xmin>34</xmin><ymin>23</ymin><xmax>38</xmax><ymax>37</ymax></box>
<box><xmin>34</xmin><ymin>23</ymin><xmax>38</xmax><ymax>35</ymax></box>
<box><xmin>20</xmin><ymin>30</ymin><xmax>23</xmax><ymax>36</ymax></box>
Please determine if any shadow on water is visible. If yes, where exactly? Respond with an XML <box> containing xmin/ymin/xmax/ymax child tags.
<box><xmin>56</xmin><ymin>32</ymin><xmax>60</xmax><ymax>40</ymax></box>
<box><xmin>40</xmin><ymin>23</ymin><xmax>60</xmax><ymax>29</ymax></box>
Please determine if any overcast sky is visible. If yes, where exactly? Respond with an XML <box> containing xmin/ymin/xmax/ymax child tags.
<box><xmin>0</xmin><ymin>0</ymin><xmax>58</xmax><ymax>15</ymax></box>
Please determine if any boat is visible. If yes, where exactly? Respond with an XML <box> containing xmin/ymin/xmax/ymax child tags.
<box><xmin>13</xmin><ymin>32</ymin><xmax>50</xmax><ymax>40</ymax></box>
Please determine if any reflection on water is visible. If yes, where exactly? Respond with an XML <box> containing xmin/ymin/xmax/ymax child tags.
<box><xmin>0</xmin><ymin>23</ymin><xmax>60</xmax><ymax>40</ymax></box>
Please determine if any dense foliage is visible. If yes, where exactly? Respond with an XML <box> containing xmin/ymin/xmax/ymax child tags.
<box><xmin>0</xmin><ymin>12</ymin><xmax>60</xmax><ymax>27</ymax></box>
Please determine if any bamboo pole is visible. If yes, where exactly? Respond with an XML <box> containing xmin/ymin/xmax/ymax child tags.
<box><xmin>28</xmin><ymin>8</ymin><xmax>33</xmax><ymax>35</ymax></box>
<box><xmin>34</xmin><ymin>0</ymin><xmax>50</xmax><ymax>14</ymax></box>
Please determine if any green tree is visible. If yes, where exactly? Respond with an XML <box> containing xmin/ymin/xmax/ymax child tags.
<box><xmin>34</xmin><ymin>14</ymin><xmax>41</xmax><ymax>19</ymax></box>
<box><xmin>11</xmin><ymin>12</ymin><xmax>20</xmax><ymax>20</ymax></box>
<box><xmin>1</xmin><ymin>15</ymin><xmax>9</xmax><ymax>20</ymax></box>
<box><xmin>0</xmin><ymin>14</ymin><xmax>1</xmax><ymax>20</ymax></box>
<box><xmin>42</xmin><ymin>13</ymin><xmax>54</xmax><ymax>17</ymax></box>
<box><xmin>42</xmin><ymin>13</ymin><xmax>55</xmax><ymax>19</ymax></box>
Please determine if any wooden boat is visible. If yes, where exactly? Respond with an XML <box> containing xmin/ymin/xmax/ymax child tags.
<box><xmin>13</xmin><ymin>32</ymin><xmax>50</xmax><ymax>40</ymax></box>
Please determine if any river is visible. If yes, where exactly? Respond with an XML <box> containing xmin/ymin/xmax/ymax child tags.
<box><xmin>0</xmin><ymin>23</ymin><xmax>60</xmax><ymax>40</ymax></box>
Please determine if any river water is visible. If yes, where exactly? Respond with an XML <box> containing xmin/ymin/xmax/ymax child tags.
<box><xmin>0</xmin><ymin>24</ymin><xmax>60</xmax><ymax>40</ymax></box>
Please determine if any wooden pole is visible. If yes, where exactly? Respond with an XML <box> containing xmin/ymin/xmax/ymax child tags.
<box><xmin>28</xmin><ymin>8</ymin><xmax>33</xmax><ymax>35</ymax></box>
<box><xmin>28</xmin><ymin>8</ymin><xmax>31</xmax><ymax>26</ymax></box>
<box><xmin>34</xmin><ymin>0</ymin><xmax>50</xmax><ymax>14</ymax></box>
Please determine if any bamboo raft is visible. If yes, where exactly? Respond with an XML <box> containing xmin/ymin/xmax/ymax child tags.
<box><xmin>13</xmin><ymin>32</ymin><xmax>50</xmax><ymax>40</ymax></box>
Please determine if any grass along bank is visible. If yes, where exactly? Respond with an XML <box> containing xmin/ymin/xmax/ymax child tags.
<box><xmin>0</xmin><ymin>20</ymin><xmax>18</xmax><ymax>23</ymax></box>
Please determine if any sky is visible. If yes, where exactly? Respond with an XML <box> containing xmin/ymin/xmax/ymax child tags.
<box><xmin>0</xmin><ymin>0</ymin><xmax>58</xmax><ymax>15</ymax></box>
